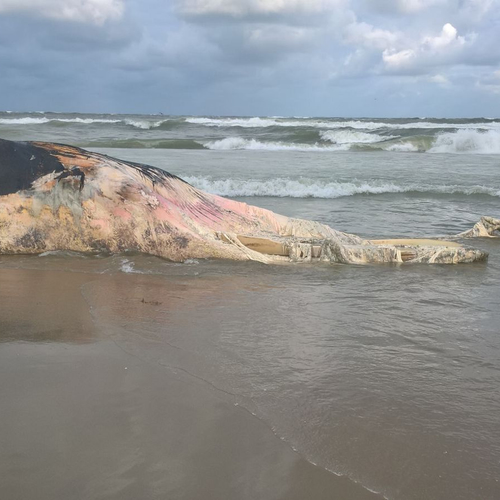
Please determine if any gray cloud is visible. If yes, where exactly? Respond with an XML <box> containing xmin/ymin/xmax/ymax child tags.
<box><xmin>0</xmin><ymin>0</ymin><xmax>499</xmax><ymax>116</ymax></box>
<box><xmin>177</xmin><ymin>0</ymin><xmax>348</xmax><ymax>20</ymax></box>
<box><xmin>0</xmin><ymin>0</ymin><xmax>124</xmax><ymax>25</ymax></box>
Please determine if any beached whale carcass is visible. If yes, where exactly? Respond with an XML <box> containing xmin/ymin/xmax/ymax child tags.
<box><xmin>0</xmin><ymin>138</ymin><xmax>497</xmax><ymax>264</ymax></box>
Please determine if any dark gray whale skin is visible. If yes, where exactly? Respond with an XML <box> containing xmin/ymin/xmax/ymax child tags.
<box><xmin>0</xmin><ymin>138</ymin><xmax>497</xmax><ymax>264</ymax></box>
<box><xmin>0</xmin><ymin>139</ymin><xmax>65</xmax><ymax>196</ymax></box>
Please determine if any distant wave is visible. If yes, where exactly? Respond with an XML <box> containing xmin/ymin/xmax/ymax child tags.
<box><xmin>2</xmin><ymin>113</ymin><xmax>499</xmax><ymax>155</ymax></box>
<box><xmin>385</xmin><ymin>143</ymin><xmax>420</xmax><ymax>152</ymax></box>
<box><xmin>0</xmin><ymin>116</ymin><xmax>175</xmax><ymax>129</ymax></box>
<box><xmin>123</xmin><ymin>119</ymin><xmax>173</xmax><ymax>130</ymax></box>
<box><xmin>186</xmin><ymin>116</ymin><xmax>500</xmax><ymax>131</ymax></box>
<box><xmin>203</xmin><ymin>129</ymin><xmax>500</xmax><ymax>154</ymax></box>
<box><xmin>183</xmin><ymin>176</ymin><xmax>500</xmax><ymax>199</ymax></box>
<box><xmin>187</xmin><ymin>116</ymin><xmax>396</xmax><ymax>130</ymax></box>
<box><xmin>204</xmin><ymin>137</ymin><xmax>348</xmax><ymax>151</ymax></box>
<box><xmin>0</xmin><ymin>117</ymin><xmax>121</xmax><ymax>125</ymax></box>
<box><xmin>82</xmin><ymin>130</ymin><xmax>500</xmax><ymax>154</ymax></box>
<box><xmin>320</xmin><ymin>130</ymin><xmax>397</xmax><ymax>144</ymax></box>
<box><xmin>3</xmin><ymin>115</ymin><xmax>500</xmax><ymax>133</ymax></box>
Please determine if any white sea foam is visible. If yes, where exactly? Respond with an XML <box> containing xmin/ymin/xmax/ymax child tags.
<box><xmin>429</xmin><ymin>129</ymin><xmax>500</xmax><ymax>154</ymax></box>
<box><xmin>187</xmin><ymin>117</ymin><xmax>283</xmax><ymax>128</ymax></box>
<box><xmin>38</xmin><ymin>250</ymin><xmax>88</xmax><ymax>258</ymax></box>
<box><xmin>0</xmin><ymin>117</ymin><xmax>121</xmax><ymax>125</ymax></box>
<box><xmin>186</xmin><ymin>116</ymin><xmax>500</xmax><ymax>131</ymax></box>
<box><xmin>0</xmin><ymin>116</ymin><xmax>172</xmax><ymax>128</ymax></box>
<box><xmin>204</xmin><ymin>137</ymin><xmax>348</xmax><ymax>151</ymax></box>
<box><xmin>320</xmin><ymin>130</ymin><xmax>396</xmax><ymax>144</ymax></box>
<box><xmin>385</xmin><ymin>142</ymin><xmax>420</xmax><ymax>152</ymax></box>
<box><xmin>58</xmin><ymin>118</ymin><xmax>121</xmax><ymax>124</ymax></box>
<box><xmin>124</xmin><ymin>119</ymin><xmax>169</xmax><ymax>129</ymax></box>
<box><xmin>206</xmin><ymin>130</ymin><xmax>500</xmax><ymax>154</ymax></box>
<box><xmin>182</xmin><ymin>177</ymin><xmax>500</xmax><ymax>199</ymax></box>
<box><xmin>0</xmin><ymin>117</ymin><xmax>51</xmax><ymax>124</ymax></box>
<box><xmin>120</xmin><ymin>259</ymin><xmax>136</xmax><ymax>273</ymax></box>
<box><xmin>189</xmin><ymin>116</ymin><xmax>392</xmax><ymax>129</ymax></box>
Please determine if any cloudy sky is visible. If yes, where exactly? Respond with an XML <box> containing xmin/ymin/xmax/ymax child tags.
<box><xmin>0</xmin><ymin>0</ymin><xmax>499</xmax><ymax>117</ymax></box>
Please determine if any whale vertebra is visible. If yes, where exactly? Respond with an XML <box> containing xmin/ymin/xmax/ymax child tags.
<box><xmin>0</xmin><ymin>138</ymin><xmax>496</xmax><ymax>264</ymax></box>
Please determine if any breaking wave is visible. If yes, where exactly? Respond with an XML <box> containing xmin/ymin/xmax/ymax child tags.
<box><xmin>0</xmin><ymin>117</ymin><xmax>121</xmax><ymax>125</ymax></box>
<box><xmin>1</xmin><ymin>112</ymin><xmax>499</xmax><ymax>155</ymax></box>
<box><xmin>124</xmin><ymin>119</ymin><xmax>162</xmax><ymax>129</ymax></box>
<box><xmin>182</xmin><ymin>177</ymin><xmax>500</xmax><ymax>199</ymax></box>
<box><xmin>201</xmin><ymin>130</ymin><xmax>500</xmax><ymax>154</ymax></box>
<box><xmin>320</xmin><ymin>130</ymin><xmax>397</xmax><ymax>144</ymax></box>
<box><xmin>429</xmin><ymin>129</ymin><xmax>500</xmax><ymax>154</ymax></box>
<box><xmin>204</xmin><ymin>137</ymin><xmax>348</xmax><ymax>151</ymax></box>
<box><xmin>186</xmin><ymin>116</ymin><xmax>500</xmax><ymax>131</ymax></box>
<box><xmin>0</xmin><ymin>116</ymin><xmax>173</xmax><ymax>129</ymax></box>
<box><xmin>385</xmin><ymin>143</ymin><xmax>420</xmax><ymax>152</ymax></box>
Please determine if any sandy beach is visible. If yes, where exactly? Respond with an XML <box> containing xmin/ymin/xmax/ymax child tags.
<box><xmin>0</xmin><ymin>267</ymin><xmax>381</xmax><ymax>500</ymax></box>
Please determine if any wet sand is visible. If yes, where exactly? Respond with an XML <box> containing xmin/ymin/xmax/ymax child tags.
<box><xmin>0</xmin><ymin>267</ymin><xmax>381</xmax><ymax>500</ymax></box>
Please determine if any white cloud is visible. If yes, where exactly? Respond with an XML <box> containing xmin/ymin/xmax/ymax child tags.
<box><xmin>179</xmin><ymin>0</ymin><xmax>345</xmax><ymax>17</ymax></box>
<box><xmin>383</xmin><ymin>48</ymin><xmax>416</xmax><ymax>68</ymax></box>
<box><xmin>382</xmin><ymin>23</ymin><xmax>474</xmax><ymax>71</ymax></box>
<box><xmin>0</xmin><ymin>0</ymin><xmax>124</xmax><ymax>25</ymax></box>
<box><xmin>245</xmin><ymin>25</ymin><xmax>314</xmax><ymax>51</ymax></box>
<box><xmin>428</xmin><ymin>74</ymin><xmax>449</xmax><ymax>85</ymax></box>
<box><xmin>422</xmin><ymin>23</ymin><xmax>465</xmax><ymax>49</ymax></box>
<box><xmin>344</xmin><ymin>22</ymin><xmax>399</xmax><ymax>50</ymax></box>
<box><xmin>393</xmin><ymin>0</ymin><xmax>445</xmax><ymax>13</ymax></box>
<box><xmin>360</xmin><ymin>0</ymin><xmax>447</xmax><ymax>14</ymax></box>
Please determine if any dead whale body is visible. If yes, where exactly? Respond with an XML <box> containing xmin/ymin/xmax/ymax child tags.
<box><xmin>0</xmin><ymin>138</ymin><xmax>498</xmax><ymax>264</ymax></box>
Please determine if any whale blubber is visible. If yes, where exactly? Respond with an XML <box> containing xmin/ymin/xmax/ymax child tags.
<box><xmin>370</xmin><ymin>239</ymin><xmax>462</xmax><ymax>262</ymax></box>
<box><xmin>370</xmin><ymin>239</ymin><xmax>461</xmax><ymax>247</ymax></box>
<box><xmin>236</xmin><ymin>236</ymin><xmax>463</xmax><ymax>261</ymax></box>
<box><xmin>236</xmin><ymin>236</ymin><xmax>288</xmax><ymax>256</ymax></box>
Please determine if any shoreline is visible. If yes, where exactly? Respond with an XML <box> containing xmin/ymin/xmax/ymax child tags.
<box><xmin>0</xmin><ymin>267</ymin><xmax>382</xmax><ymax>500</ymax></box>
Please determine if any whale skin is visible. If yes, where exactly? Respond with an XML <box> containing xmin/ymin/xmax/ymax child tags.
<box><xmin>0</xmin><ymin>138</ymin><xmax>498</xmax><ymax>265</ymax></box>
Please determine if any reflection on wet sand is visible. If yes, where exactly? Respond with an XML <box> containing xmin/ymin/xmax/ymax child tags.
<box><xmin>0</xmin><ymin>265</ymin><xmax>382</xmax><ymax>500</ymax></box>
<box><xmin>0</xmin><ymin>268</ymin><xmax>95</xmax><ymax>343</ymax></box>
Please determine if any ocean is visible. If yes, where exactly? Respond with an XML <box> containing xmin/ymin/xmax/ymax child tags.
<box><xmin>1</xmin><ymin>112</ymin><xmax>499</xmax><ymax>500</ymax></box>
<box><xmin>2</xmin><ymin>112</ymin><xmax>500</xmax><ymax>155</ymax></box>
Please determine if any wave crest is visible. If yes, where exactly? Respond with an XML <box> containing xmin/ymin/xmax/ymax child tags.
<box><xmin>183</xmin><ymin>177</ymin><xmax>500</xmax><ymax>199</ymax></box>
<box><xmin>204</xmin><ymin>137</ymin><xmax>347</xmax><ymax>151</ymax></box>
<box><xmin>124</xmin><ymin>119</ymin><xmax>172</xmax><ymax>130</ymax></box>
<box><xmin>429</xmin><ymin>129</ymin><xmax>500</xmax><ymax>154</ymax></box>
<box><xmin>0</xmin><ymin>117</ymin><xmax>121</xmax><ymax>125</ymax></box>
<box><xmin>320</xmin><ymin>130</ymin><xmax>396</xmax><ymax>144</ymax></box>
<box><xmin>185</xmin><ymin>116</ymin><xmax>500</xmax><ymax>131</ymax></box>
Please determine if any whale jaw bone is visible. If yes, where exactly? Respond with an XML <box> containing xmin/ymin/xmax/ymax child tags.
<box><xmin>224</xmin><ymin>235</ymin><xmax>488</xmax><ymax>265</ymax></box>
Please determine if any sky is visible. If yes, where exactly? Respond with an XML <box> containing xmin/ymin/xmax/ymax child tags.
<box><xmin>0</xmin><ymin>0</ymin><xmax>499</xmax><ymax>117</ymax></box>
